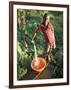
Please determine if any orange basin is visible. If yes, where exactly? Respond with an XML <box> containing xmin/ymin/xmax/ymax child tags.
<box><xmin>31</xmin><ymin>57</ymin><xmax>46</xmax><ymax>73</ymax></box>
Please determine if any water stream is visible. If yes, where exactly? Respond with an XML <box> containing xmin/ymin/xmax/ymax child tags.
<box><xmin>32</xmin><ymin>41</ymin><xmax>39</xmax><ymax>66</ymax></box>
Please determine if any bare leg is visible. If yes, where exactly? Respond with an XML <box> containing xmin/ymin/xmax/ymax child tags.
<box><xmin>46</xmin><ymin>44</ymin><xmax>52</xmax><ymax>62</ymax></box>
<box><xmin>50</xmin><ymin>45</ymin><xmax>52</xmax><ymax>54</ymax></box>
<box><xmin>53</xmin><ymin>41</ymin><xmax>56</xmax><ymax>49</ymax></box>
<box><xmin>48</xmin><ymin>45</ymin><xmax>52</xmax><ymax>62</ymax></box>
<box><xmin>47</xmin><ymin>44</ymin><xmax>50</xmax><ymax>54</ymax></box>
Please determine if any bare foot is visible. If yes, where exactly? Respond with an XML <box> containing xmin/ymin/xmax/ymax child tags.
<box><xmin>45</xmin><ymin>54</ymin><xmax>51</xmax><ymax>63</ymax></box>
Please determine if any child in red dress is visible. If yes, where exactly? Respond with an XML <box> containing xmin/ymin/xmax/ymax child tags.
<box><xmin>32</xmin><ymin>13</ymin><xmax>56</xmax><ymax>62</ymax></box>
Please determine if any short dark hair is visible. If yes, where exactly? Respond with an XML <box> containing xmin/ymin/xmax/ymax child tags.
<box><xmin>43</xmin><ymin>13</ymin><xmax>50</xmax><ymax>21</ymax></box>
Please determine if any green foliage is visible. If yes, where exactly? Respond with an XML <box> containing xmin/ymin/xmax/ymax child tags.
<box><xmin>17</xmin><ymin>66</ymin><xmax>27</xmax><ymax>80</ymax></box>
<box><xmin>17</xmin><ymin>9</ymin><xmax>63</xmax><ymax>80</ymax></box>
<box><xmin>51</xmin><ymin>53</ymin><xmax>63</xmax><ymax>78</ymax></box>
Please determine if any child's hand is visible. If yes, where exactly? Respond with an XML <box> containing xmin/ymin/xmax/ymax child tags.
<box><xmin>31</xmin><ymin>40</ymin><xmax>34</xmax><ymax>44</ymax></box>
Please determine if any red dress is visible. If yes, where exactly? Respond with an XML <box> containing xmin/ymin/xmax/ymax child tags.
<box><xmin>36</xmin><ymin>22</ymin><xmax>56</xmax><ymax>47</ymax></box>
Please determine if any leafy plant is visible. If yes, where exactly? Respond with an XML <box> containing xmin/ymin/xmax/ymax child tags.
<box><xmin>17</xmin><ymin>9</ymin><xmax>63</xmax><ymax>80</ymax></box>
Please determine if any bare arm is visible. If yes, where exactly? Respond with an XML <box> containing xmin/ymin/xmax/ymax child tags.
<box><xmin>32</xmin><ymin>32</ymin><xmax>37</xmax><ymax>41</ymax></box>
<box><xmin>32</xmin><ymin>24</ymin><xmax>42</xmax><ymax>41</ymax></box>
<box><xmin>51</xmin><ymin>24</ymin><xmax>54</xmax><ymax>33</ymax></box>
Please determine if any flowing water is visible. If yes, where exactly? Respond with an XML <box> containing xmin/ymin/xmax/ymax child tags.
<box><xmin>32</xmin><ymin>41</ymin><xmax>39</xmax><ymax>66</ymax></box>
